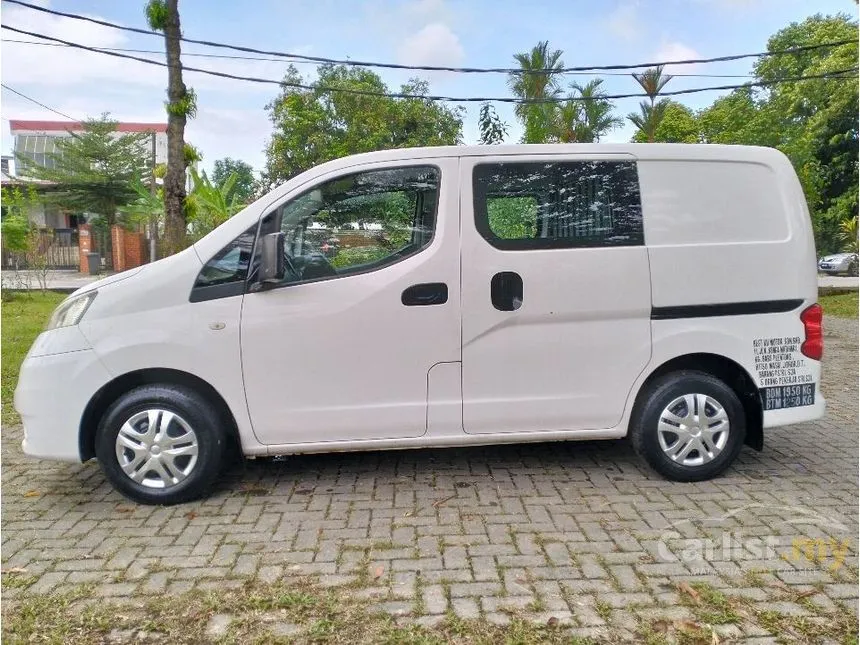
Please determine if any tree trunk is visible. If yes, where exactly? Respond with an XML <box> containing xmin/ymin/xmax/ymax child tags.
<box><xmin>162</xmin><ymin>0</ymin><xmax>187</xmax><ymax>256</ymax></box>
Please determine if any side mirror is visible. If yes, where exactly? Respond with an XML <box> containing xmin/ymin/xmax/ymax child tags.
<box><xmin>259</xmin><ymin>232</ymin><xmax>285</xmax><ymax>283</ymax></box>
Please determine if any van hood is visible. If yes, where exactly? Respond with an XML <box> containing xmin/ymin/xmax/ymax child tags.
<box><xmin>70</xmin><ymin>266</ymin><xmax>146</xmax><ymax>297</ymax></box>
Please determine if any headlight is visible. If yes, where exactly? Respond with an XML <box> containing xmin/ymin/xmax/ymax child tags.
<box><xmin>46</xmin><ymin>291</ymin><xmax>97</xmax><ymax>330</ymax></box>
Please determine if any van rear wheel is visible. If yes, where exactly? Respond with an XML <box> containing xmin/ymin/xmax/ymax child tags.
<box><xmin>95</xmin><ymin>384</ymin><xmax>226</xmax><ymax>505</ymax></box>
<box><xmin>630</xmin><ymin>371</ymin><xmax>745</xmax><ymax>482</ymax></box>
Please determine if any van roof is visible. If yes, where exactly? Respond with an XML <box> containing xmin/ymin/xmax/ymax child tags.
<box><xmin>329</xmin><ymin>143</ymin><xmax>786</xmax><ymax>165</ymax></box>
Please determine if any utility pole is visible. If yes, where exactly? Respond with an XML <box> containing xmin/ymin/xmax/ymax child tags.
<box><xmin>149</xmin><ymin>131</ymin><xmax>158</xmax><ymax>262</ymax></box>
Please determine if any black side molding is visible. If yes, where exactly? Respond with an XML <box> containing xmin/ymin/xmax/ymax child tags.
<box><xmin>651</xmin><ymin>299</ymin><xmax>804</xmax><ymax>320</ymax></box>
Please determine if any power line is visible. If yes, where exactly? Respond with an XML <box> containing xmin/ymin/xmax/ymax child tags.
<box><xmin>3</xmin><ymin>0</ymin><xmax>857</xmax><ymax>75</ymax></box>
<box><xmin>3</xmin><ymin>24</ymin><xmax>856</xmax><ymax>105</ymax></box>
<box><xmin>0</xmin><ymin>82</ymin><xmax>76</xmax><ymax>119</ymax></box>
<box><xmin>0</xmin><ymin>38</ymin><xmax>771</xmax><ymax>79</ymax></box>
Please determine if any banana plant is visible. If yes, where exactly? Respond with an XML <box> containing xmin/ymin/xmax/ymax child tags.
<box><xmin>186</xmin><ymin>168</ymin><xmax>243</xmax><ymax>241</ymax></box>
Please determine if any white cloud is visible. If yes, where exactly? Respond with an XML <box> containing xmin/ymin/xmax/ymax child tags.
<box><xmin>187</xmin><ymin>106</ymin><xmax>272</xmax><ymax>173</ymax></box>
<box><xmin>606</xmin><ymin>3</ymin><xmax>640</xmax><ymax>42</ymax></box>
<box><xmin>652</xmin><ymin>41</ymin><xmax>702</xmax><ymax>76</ymax></box>
<box><xmin>397</xmin><ymin>22</ymin><xmax>465</xmax><ymax>69</ymax></box>
<box><xmin>405</xmin><ymin>0</ymin><xmax>452</xmax><ymax>23</ymax></box>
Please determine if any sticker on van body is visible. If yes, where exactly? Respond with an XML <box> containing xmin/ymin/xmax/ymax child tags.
<box><xmin>759</xmin><ymin>383</ymin><xmax>815</xmax><ymax>411</ymax></box>
<box><xmin>752</xmin><ymin>336</ymin><xmax>814</xmax><ymax>388</ymax></box>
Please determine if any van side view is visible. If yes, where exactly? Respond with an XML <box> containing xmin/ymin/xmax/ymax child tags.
<box><xmin>15</xmin><ymin>144</ymin><xmax>825</xmax><ymax>504</ymax></box>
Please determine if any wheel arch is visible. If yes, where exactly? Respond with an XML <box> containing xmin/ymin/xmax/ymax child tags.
<box><xmin>79</xmin><ymin>368</ymin><xmax>242</xmax><ymax>461</ymax></box>
<box><xmin>630</xmin><ymin>353</ymin><xmax>763</xmax><ymax>450</ymax></box>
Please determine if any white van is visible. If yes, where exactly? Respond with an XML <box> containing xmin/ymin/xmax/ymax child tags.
<box><xmin>15</xmin><ymin>144</ymin><xmax>825</xmax><ymax>504</ymax></box>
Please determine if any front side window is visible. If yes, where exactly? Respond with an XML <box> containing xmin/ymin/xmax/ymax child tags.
<box><xmin>195</xmin><ymin>225</ymin><xmax>257</xmax><ymax>288</ymax></box>
<box><xmin>474</xmin><ymin>160</ymin><xmax>643</xmax><ymax>249</ymax></box>
<box><xmin>272</xmin><ymin>165</ymin><xmax>439</xmax><ymax>286</ymax></box>
<box><xmin>190</xmin><ymin>225</ymin><xmax>257</xmax><ymax>301</ymax></box>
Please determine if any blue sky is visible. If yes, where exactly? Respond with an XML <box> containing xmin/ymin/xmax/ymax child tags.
<box><xmin>1</xmin><ymin>0</ymin><xmax>855</xmax><ymax>176</ymax></box>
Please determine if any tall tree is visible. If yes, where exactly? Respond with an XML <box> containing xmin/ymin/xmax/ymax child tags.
<box><xmin>697</xmin><ymin>13</ymin><xmax>858</xmax><ymax>253</ymax></box>
<box><xmin>627</xmin><ymin>99</ymin><xmax>670</xmax><ymax>143</ymax></box>
<box><xmin>261</xmin><ymin>65</ymin><xmax>463</xmax><ymax>189</ymax></box>
<box><xmin>16</xmin><ymin>116</ymin><xmax>149</xmax><ymax>226</ymax></box>
<box><xmin>633</xmin><ymin>101</ymin><xmax>699</xmax><ymax>143</ymax></box>
<box><xmin>754</xmin><ymin>13</ymin><xmax>858</xmax><ymax>253</ymax></box>
<box><xmin>146</xmin><ymin>0</ymin><xmax>196</xmax><ymax>255</ymax></box>
<box><xmin>478</xmin><ymin>103</ymin><xmax>508</xmax><ymax>144</ymax></box>
<box><xmin>556</xmin><ymin>79</ymin><xmax>622</xmax><ymax>143</ymax></box>
<box><xmin>628</xmin><ymin>65</ymin><xmax>673</xmax><ymax>142</ymax></box>
<box><xmin>698</xmin><ymin>88</ymin><xmax>774</xmax><ymax>146</ymax></box>
<box><xmin>212</xmin><ymin>158</ymin><xmax>255</xmax><ymax>204</ymax></box>
<box><xmin>508</xmin><ymin>41</ymin><xmax>564</xmax><ymax>143</ymax></box>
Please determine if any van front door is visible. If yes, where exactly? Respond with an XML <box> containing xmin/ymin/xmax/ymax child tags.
<box><xmin>459</xmin><ymin>154</ymin><xmax>652</xmax><ymax>435</ymax></box>
<box><xmin>241</xmin><ymin>159</ymin><xmax>460</xmax><ymax>446</ymax></box>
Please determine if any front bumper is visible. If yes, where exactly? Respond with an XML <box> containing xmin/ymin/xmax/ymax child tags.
<box><xmin>14</xmin><ymin>346</ymin><xmax>112</xmax><ymax>462</ymax></box>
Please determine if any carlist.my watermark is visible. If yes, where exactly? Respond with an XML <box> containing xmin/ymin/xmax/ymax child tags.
<box><xmin>656</xmin><ymin>504</ymin><xmax>852</xmax><ymax>573</ymax></box>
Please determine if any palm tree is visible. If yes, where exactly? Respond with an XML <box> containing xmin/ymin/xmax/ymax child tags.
<box><xmin>632</xmin><ymin>65</ymin><xmax>673</xmax><ymax>101</ymax></box>
<box><xmin>508</xmin><ymin>41</ymin><xmax>564</xmax><ymax>143</ymax></box>
<box><xmin>554</xmin><ymin>100</ymin><xmax>581</xmax><ymax>143</ymax></box>
<box><xmin>628</xmin><ymin>99</ymin><xmax>670</xmax><ymax>143</ymax></box>
<box><xmin>554</xmin><ymin>80</ymin><xmax>623</xmax><ymax>143</ymax></box>
<box><xmin>572</xmin><ymin>79</ymin><xmax>623</xmax><ymax>142</ymax></box>
<box><xmin>628</xmin><ymin>65</ymin><xmax>673</xmax><ymax>142</ymax></box>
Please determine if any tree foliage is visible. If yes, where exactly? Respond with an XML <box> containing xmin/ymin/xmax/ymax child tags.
<box><xmin>507</xmin><ymin>41</ymin><xmax>565</xmax><ymax>144</ymax></box>
<box><xmin>262</xmin><ymin>65</ymin><xmax>463</xmax><ymax>190</ymax></box>
<box><xmin>633</xmin><ymin>101</ymin><xmax>699</xmax><ymax>143</ymax></box>
<box><xmin>698</xmin><ymin>13</ymin><xmax>858</xmax><ymax>253</ymax></box>
<box><xmin>186</xmin><ymin>169</ymin><xmax>244</xmax><ymax>241</ymax></box>
<box><xmin>212</xmin><ymin>158</ymin><xmax>255</xmax><ymax>203</ymax></box>
<box><xmin>0</xmin><ymin>185</ymin><xmax>39</xmax><ymax>253</ymax></box>
<box><xmin>16</xmin><ymin>116</ymin><xmax>150</xmax><ymax>225</ymax></box>
<box><xmin>507</xmin><ymin>43</ymin><xmax>623</xmax><ymax>144</ymax></box>
<box><xmin>627</xmin><ymin>66</ymin><xmax>674</xmax><ymax>142</ymax></box>
<box><xmin>840</xmin><ymin>216</ymin><xmax>858</xmax><ymax>253</ymax></box>
<box><xmin>478</xmin><ymin>103</ymin><xmax>508</xmax><ymax>144</ymax></box>
<box><xmin>556</xmin><ymin>79</ymin><xmax>623</xmax><ymax>143</ymax></box>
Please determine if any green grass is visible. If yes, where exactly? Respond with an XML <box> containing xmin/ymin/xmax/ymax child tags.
<box><xmin>1</xmin><ymin>291</ymin><xmax>66</xmax><ymax>426</ymax></box>
<box><xmin>819</xmin><ymin>291</ymin><xmax>858</xmax><ymax>318</ymax></box>
<box><xmin>2</xmin><ymin>579</ymin><xmax>580</xmax><ymax>645</ymax></box>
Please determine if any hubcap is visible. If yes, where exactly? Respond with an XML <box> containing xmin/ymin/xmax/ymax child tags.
<box><xmin>114</xmin><ymin>409</ymin><xmax>199</xmax><ymax>489</ymax></box>
<box><xmin>657</xmin><ymin>393</ymin><xmax>730</xmax><ymax>467</ymax></box>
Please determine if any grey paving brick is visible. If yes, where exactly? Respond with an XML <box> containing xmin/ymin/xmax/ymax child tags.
<box><xmin>423</xmin><ymin>585</ymin><xmax>448</xmax><ymax>615</ymax></box>
<box><xmin>451</xmin><ymin>597</ymin><xmax>480</xmax><ymax>619</ymax></box>
<box><xmin>1</xmin><ymin>315</ymin><xmax>856</xmax><ymax>644</ymax></box>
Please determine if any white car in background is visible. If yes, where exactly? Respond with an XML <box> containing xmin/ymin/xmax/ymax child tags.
<box><xmin>818</xmin><ymin>253</ymin><xmax>858</xmax><ymax>276</ymax></box>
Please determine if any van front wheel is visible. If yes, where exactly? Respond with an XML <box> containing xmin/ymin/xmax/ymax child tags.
<box><xmin>630</xmin><ymin>371</ymin><xmax>746</xmax><ymax>482</ymax></box>
<box><xmin>95</xmin><ymin>384</ymin><xmax>226</xmax><ymax>505</ymax></box>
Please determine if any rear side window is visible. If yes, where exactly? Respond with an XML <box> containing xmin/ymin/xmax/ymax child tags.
<box><xmin>473</xmin><ymin>160</ymin><xmax>643</xmax><ymax>249</ymax></box>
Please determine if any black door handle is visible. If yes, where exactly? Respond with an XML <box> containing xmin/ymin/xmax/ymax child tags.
<box><xmin>402</xmin><ymin>282</ymin><xmax>448</xmax><ymax>306</ymax></box>
<box><xmin>491</xmin><ymin>272</ymin><xmax>523</xmax><ymax>311</ymax></box>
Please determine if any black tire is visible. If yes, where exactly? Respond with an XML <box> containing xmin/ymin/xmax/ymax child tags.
<box><xmin>848</xmin><ymin>262</ymin><xmax>858</xmax><ymax>277</ymax></box>
<box><xmin>95</xmin><ymin>384</ymin><xmax>226</xmax><ymax>505</ymax></box>
<box><xmin>630</xmin><ymin>371</ymin><xmax>746</xmax><ymax>482</ymax></box>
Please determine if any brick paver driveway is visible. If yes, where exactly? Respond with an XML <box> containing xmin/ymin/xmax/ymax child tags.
<box><xmin>2</xmin><ymin>317</ymin><xmax>857</xmax><ymax>642</ymax></box>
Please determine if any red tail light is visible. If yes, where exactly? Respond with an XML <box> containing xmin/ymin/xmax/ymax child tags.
<box><xmin>800</xmin><ymin>304</ymin><xmax>823</xmax><ymax>360</ymax></box>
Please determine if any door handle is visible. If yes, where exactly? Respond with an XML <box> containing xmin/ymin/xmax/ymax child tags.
<box><xmin>402</xmin><ymin>282</ymin><xmax>448</xmax><ymax>306</ymax></box>
<box><xmin>490</xmin><ymin>272</ymin><xmax>523</xmax><ymax>311</ymax></box>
